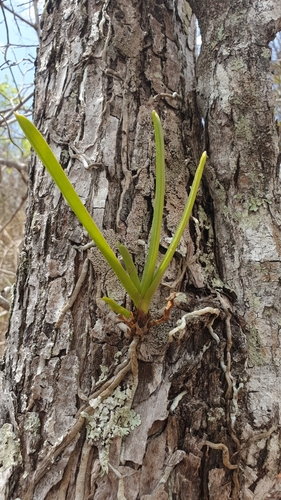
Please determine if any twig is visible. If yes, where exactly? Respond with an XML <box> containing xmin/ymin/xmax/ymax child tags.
<box><xmin>0</xmin><ymin>294</ymin><xmax>10</xmax><ymax>311</ymax></box>
<box><xmin>0</xmin><ymin>268</ymin><xmax>16</xmax><ymax>278</ymax></box>
<box><xmin>0</xmin><ymin>1</ymin><xmax>39</xmax><ymax>33</ymax></box>
<box><xmin>205</xmin><ymin>441</ymin><xmax>237</xmax><ymax>470</ymax></box>
<box><xmin>0</xmin><ymin>157</ymin><xmax>28</xmax><ymax>182</ymax></box>
<box><xmin>0</xmin><ymin>91</ymin><xmax>34</xmax><ymax>126</ymax></box>
<box><xmin>0</xmin><ymin>194</ymin><xmax>27</xmax><ymax>236</ymax></box>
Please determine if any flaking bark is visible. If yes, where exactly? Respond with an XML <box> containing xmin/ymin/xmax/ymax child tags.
<box><xmin>0</xmin><ymin>1</ymin><xmax>281</xmax><ymax>499</ymax></box>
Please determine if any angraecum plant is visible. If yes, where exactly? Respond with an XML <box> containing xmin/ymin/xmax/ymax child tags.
<box><xmin>15</xmin><ymin>111</ymin><xmax>206</xmax><ymax>329</ymax></box>
<box><xmin>13</xmin><ymin>111</ymin><xmax>208</xmax><ymax>496</ymax></box>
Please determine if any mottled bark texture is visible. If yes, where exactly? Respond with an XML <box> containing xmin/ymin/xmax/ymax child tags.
<box><xmin>188</xmin><ymin>1</ymin><xmax>281</xmax><ymax>498</ymax></box>
<box><xmin>0</xmin><ymin>0</ymin><xmax>281</xmax><ymax>499</ymax></box>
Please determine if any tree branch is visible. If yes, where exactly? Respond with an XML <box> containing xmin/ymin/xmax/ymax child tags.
<box><xmin>0</xmin><ymin>157</ymin><xmax>28</xmax><ymax>172</ymax></box>
<box><xmin>0</xmin><ymin>90</ymin><xmax>34</xmax><ymax>126</ymax></box>
<box><xmin>0</xmin><ymin>0</ymin><xmax>39</xmax><ymax>35</ymax></box>
<box><xmin>0</xmin><ymin>193</ymin><xmax>27</xmax><ymax>236</ymax></box>
<box><xmin>0</xmin><ymin>294</ymin><xmax>10</xmax><ymax>311</ymax></box>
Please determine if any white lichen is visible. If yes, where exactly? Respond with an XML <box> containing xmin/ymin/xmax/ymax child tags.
<box><xmin>81</xmin><ymin>385</ymin><xmax>141</xmax><ymax>473</ymax></box>
<box><xmin>97</xmin><ymin>365</ymin><xmax>109</xmax><ymax>384</ymax></box>
<box><xmin>0</xmin><ymin>423</ymin><xmax>22</xmax><ymax>491</ymax></box>
<box><xmin>24</xmin><ymin>412</ymin><xmax>41</xmax><ymax>433</ymax></box>
<box><xmin>24</xmin><ymin>412</ymin><xmax>41</xmax><ymax>455</ymax></box>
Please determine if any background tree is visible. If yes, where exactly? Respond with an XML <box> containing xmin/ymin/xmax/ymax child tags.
<box><xmin>0</xmin><ymin>1</ymin><xmax>281</xmax><ymax>499</ymax></box>
<box><xmin>0</xmin><ymin>0</ymin><xmax>40</xmax><ymax>347</ymax></box>
<box><xmin>271</xmin><ymin>32</ymin><xmax>281</xmax><ymax>151</ymax></box>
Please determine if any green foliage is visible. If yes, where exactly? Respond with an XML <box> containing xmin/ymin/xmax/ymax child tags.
<box><xmin>15</xmin><ymin>111</ymin><xmax>206</xmax><ymax>316</ymax></box>
<box><xmin>141</xmin><ymin>111</ymin><xmax>165</xmax><ymax>295</ymax></box>
<box><xmin>0</xmin><ymin>79</ymin><xmax>19</xmax><ymax>102</ymax></box>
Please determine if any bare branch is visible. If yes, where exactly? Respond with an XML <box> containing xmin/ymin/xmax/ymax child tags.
<box><xmin>0</xmin><ymin>193</ymin><xmax>27</xmax><ymax>237</ymax></box>
<box><xmin>32</xmin><ymin>0</ymin><xmax>41</xmax><ymax>38</ymax></box>
<box><xmin>0</xmin><ymin>157</ymin><xmax>28</xmax><ymax>171</ymax></box>
<box><xmin>0</xmin><ymin>294</ymin><xmax>10</xmax><ymax>311</ymax></box>
<box><xmin>0</xmin><ymin>0</ymin><xmax>39</xmax><ymax>36</ymax></box>
<box><xmin>0</xmin><ymin>112</ymin><xmax>26</xmax><ymax>154</ymax></box>
<box><xmin>0</xmin><ymin>268</ymin><xmax>16</xmax><ymax>278</ymax></box>
<box><xmin>0</xmin><ymin>1</ymin><xmax>10</xmax><ymax>45</ymax></box>
<box><xmin>0</xmin><ymin>157</ymin><xmax>28</xmax><ymax>184</ymax></box>
<box><xmin>0</xmin><ymin>90</ymin><xmax>34</xmax><ymax>126</ymax></box>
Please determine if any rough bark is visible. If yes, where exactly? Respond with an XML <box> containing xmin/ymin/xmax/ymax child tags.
<box><xmin>0</xmin><ymin>1</ymin><xmax>281</xmax><ymax>499</ymax></box>
<box><xmin>188</xmin><ymin>1</ymin><xmax>281</xmax><ymax>498</ymax></box>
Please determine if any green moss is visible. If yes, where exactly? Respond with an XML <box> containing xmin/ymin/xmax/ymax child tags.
<box><xmin>114</xmin><ymin>351</ymin><xmax>122</xmax><ymax>365</ymax></box>
<box><xmin>67</xmin><ymin>330</ymin><xmax>73</xmax><ymax>343</ymax></box>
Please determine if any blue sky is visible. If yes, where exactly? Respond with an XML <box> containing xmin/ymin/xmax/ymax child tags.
<box><xmin>0</xmin><ymin>2</ymin><xmax>40</xmax><ymax>89</ymax></box>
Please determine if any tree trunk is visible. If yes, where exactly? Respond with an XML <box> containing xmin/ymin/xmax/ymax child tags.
<box><xmin>188</xmin><ymin>2</ymin><xmax>281</xmax><ymax>498</ymax></box>
<box><xmin>1</xmin><ymin>1</ymin><xmax>281</xmax><ymax>499</ymax></box>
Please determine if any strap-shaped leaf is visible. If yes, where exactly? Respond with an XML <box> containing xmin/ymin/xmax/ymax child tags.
<box><xmin>118</xmin><ymin>243</ymin><xmax>141</xmax><ymax>292</ymax></box>
<box><xmin>102</xmin><ymin>297</ymin><xmax>132</xmax><ymax>318</ymax></box>
<box><xmin>16</xmin><ymin>112</ymin><xmax>205</xmax><ymax>317</ymax></box>
<box><xmin>141</xmin><ymin>151</ymin><xmax>207</xmax><ymax>313</ymax></box>
<box><xmin>140</xmin><ymin>110</ymin><xmax>165</xmax><ymax>294</ymax></box>
<box><xmin>15</xmin><ymin>113</ymin><xmax>142</xmax><ymax>308</ymax></box>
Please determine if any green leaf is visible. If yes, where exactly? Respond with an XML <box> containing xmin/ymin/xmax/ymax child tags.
<box><xmin>15</xmin><ymin>112</ymin><xmax>206</xmax><ymax>318</ymax></box>
<box><xmin>102</xmin><ymin>297</ymin><xmax>132</xmax><ymax>318</ymax></box>
<box><xmin>118</xmin><ymin>243</ymin><xmax>141</xmax><ymax>292</ymax></box>
<box><xmin>140</xmin><ymin>110</ymin><xmax>165</xmax><ymax>294</ymax></box>
<box><xmin>141</xmin><ymin>151</ymin><xmax>207</xmax><ymax>313</ymax></box>
<box><xmin>15</xmin><ymin>113</ymin><xmax>142</xmax><ymax>308</ymax></box>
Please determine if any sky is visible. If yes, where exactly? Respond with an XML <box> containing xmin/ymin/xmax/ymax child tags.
<box><xmin>0</xmin><ymin>2</ymin><xmax>41</xmax><ymax>92</ymax></box>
